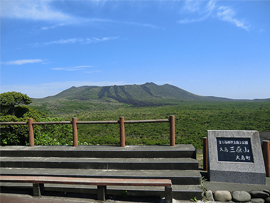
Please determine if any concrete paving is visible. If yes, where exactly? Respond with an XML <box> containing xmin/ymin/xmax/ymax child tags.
<box><xmin>0</xmin><ymin>193</ymin><xmax>190</xmax><ymax>203</ymax></box>
<box><xmin>1</xmin><ymin>178</ymin><xmax>269</xmax><ymax>203</ymax></box>
<box><xmin>203</xmin><ymin>176</ymin><xmax>270</xmax><ymax>192</ymax></box>
<box><xmin>200</xmin><ymin>170</ymin><xmax>270</xmax><ymax>191</ymax></box>
<box><xmin>0</xmin><ymin>145</ymin><xmax>195</xmax><ymax>151</ymax></box>
<box><xmin>0</xmin><ymin>145</ymin><xmax>196</xmax><ymax>159</ymax></box>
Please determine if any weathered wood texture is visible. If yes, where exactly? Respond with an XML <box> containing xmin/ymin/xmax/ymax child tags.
<box><xmin>0</xmin><ymin>176</ymin><xmax>172</xmax><ymax>186</ymax></box>
<box><xmin>0</xmin><ymin>176</ymin><xmax>172</xmax><ymax>203</ymax></box>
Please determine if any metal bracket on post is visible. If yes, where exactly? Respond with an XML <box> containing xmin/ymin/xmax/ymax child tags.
<box><xmin>33</xmin><ymin>183</ymin><xmax>42</xmax><ymax>197</ymax></box>
<box><xmin>97</xmin><ymin>185</ymin><xmax>106</xmax><ymax>201</ymax></box>
<box><xmin>165</xmin><ymin>186</ymin><xmax>173</xmax><ymax>203</ymax></box>
<box><xmin>263</xmin><ymin>140</ymin><xmax>270</xmax><ymax>177</ymax></box>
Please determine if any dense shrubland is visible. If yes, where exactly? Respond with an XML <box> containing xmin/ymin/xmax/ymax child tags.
<box><xmin>1</xmin><ymin>92</ymin><xmax>270</xmax><ymax>149</ymax></box>
<box><xmin>75</xmin><ymin>101</ymin><xmax>270</xmax><ymax>149</ymax></box>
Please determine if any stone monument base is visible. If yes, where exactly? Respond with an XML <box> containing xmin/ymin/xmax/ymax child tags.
<box><xmin>207</xmin><ymin>130</ymin><xmax>266</xmax><ymax>185</ymax></box>
<box><xmin>210</xmin><ymin>170</ymin><xmax>266</xmax><ymax>185</ymax></box>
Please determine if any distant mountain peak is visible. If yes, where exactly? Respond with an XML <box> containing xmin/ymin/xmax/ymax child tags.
<box><xmin>40</xmin><ymin>82</ymin><xmax>232</xmax><ymax>107</ymax></box>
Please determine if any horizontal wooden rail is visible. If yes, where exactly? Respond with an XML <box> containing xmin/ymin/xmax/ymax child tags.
<box><xmin>34</xmin><ymin>121</ymin><xmax>72</xmax><ymax>125</ymax></box>
<box><xmin>1</xmin><ymin>119</ymin><xmax>169</xmax><ymax>125</ymax></box>
<box><xmin>0</xmin><ymin>122</ymin><xmax>27</xmax><ymax>125</ymax></box>
<box><xmin>125</xmin><ymin>119</ymin><xmax>169</xmax><ymax>124</ymax></box>
<box><xmin>0</xmin><ymin>176</ymin><xmax>172</xmax><ymax>187</ymax></box>
<box><xmin>0</xmin><ymin>116</ymin><xmax>175</xmax><ymax>147</ymax></box>
<box><xmin>77</xmin><ymin>121</ymin><xmax>119</xmax><ymax>124</ymax></box>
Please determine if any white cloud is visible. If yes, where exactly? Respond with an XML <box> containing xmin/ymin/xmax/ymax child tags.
<box><xmin>217</xmin><ymin>6</ymin><xmax>249</xmax><ymax>31</ymax></box>
<box><xmin>1</xmin><ymin>0</ymin><xmax>159</xmax><ymax>30</ymax></box>
<box><xmin>183</xmin><ymin>0</ymin><xmax>204</xmax><ymax>13</ymax></box>
<box><xmin>2</xmin><ymin>59</ymin><xmax>44</xmax><ymax>65</ymax></box>
<box><xmin>178</xmin><ymin>16</ymin><xmax>208</xmax><ymax>24</ymax></box>
<box><xmin>178</xmin><ymin>0</ymin><xmax>215</xmax><ymax>24</ymax></box>
<box><xmin>85</xmin><ymin>70</ymin><xmax>102</xmax><ymax>74</ymax></box>
<box><xmin>40</xmin><ymin>18</ymin><xmax>114</xmax><ymax>30</ymax></box>
<box><xmin>122</xmin><ymin>21</ymin><xmax>159</xmax><ymax>29</ymax></box>
<box><xmin>178</xmin><ymin>0</ymin><xmax>249</xmax><ymax>31</ymax></box>
<box><xmin>0</xmin><ymin>0</ymin><xmax>78</xmax><ymax>23</ymax></box>
<box><xmin>0</xmin><ymin>81</ymin><xmax>126</xmax><ymax>98</ymax></box>
<box><xmin>51</xmin><ymin>65</ymin><xmax>94</xmax><ymax>71</ymax></box>
<box><xmin>40</xmin><ymin>19</ymin><xmax>159</xmax><ymax>31</ymax></box>
<box><xmin>34</xmin><ymin>37</ymin><xmax>119</xmax><ymax>46</ymax></box>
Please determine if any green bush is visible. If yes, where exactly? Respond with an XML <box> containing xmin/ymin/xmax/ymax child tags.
<box><xmin>0</xmin><ymin>115</ymin><xmax>29</xmax><ymax>145</ymax></box>
<box><xmin>0</xmin><ymin>106</ymin><xmax>44</xmax><ymax>145</ymax></box>
<box><xmin>34</xmin><ymin>118</ymin><xmax>73</xmax><ymax>145</ymax></box>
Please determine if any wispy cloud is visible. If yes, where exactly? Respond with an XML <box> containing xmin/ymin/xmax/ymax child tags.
<box><xmin>85</xmin><ymin>70</ymin><xmax>102</xmax><ymax>74</ymax></box>
<box><xmin>178</xmin><ymin>0</ymin><xmax>215</xmax><ymax>24</ymax></box>
<box><xmin>41</xmin><ymin>19</ymin><xmax>159</xmax><ymax>31</ymax></box>
<box><xmin>51</xmin><ymin>65</ymin><xmax>94</xmax><ymax>71</ymax></box>
<box><xmin>122</xmin><ymin>21</ymin><xmax>159</xmax><ymax>29</ymax></box>
<box><xmin>178</xmin><ymin>15</ymin><xmax>208</xmax><ymax>24</ymax></box>
<box><xmin>34</xmin><ymin>37</ymin><xmax>119</xmax><ymax>46</ymax></box>
<box><xmin>217</xmin><ymin>6</ymin><xmax>249</xmax><ymax>31</ymax></box>
<box><xmin>183</xmin><ymin>0</ymin><xmax>206</xmax><ymax>13</ymax></box>
<box><xmin>1</xmin><ymin>0</ymin><xmax>159</xmax><ymax>31</ymax></box>
<box><xmin>178</xmin><ymin>0</ymin><xmax>250</xmax><ymax>30</ymax></box>
<box><xmin>2</xmin><ymin>59</ymin><xmax>44</xmax><ymax>65</ymax></box>
<box><xmin>41</xmin><ymin>18</ymin><xmax>114</xmax><ymax>30</ymax></box>
<box><xmin>0</xmin><ymin>0</ymin><xmax>77</xmax><ymax>23</ymax></box>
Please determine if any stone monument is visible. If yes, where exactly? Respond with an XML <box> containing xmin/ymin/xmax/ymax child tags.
<box><xmin>207</xmin><ymin>130</ymin><xmax>266</xmax><ymax>185</ymax></box>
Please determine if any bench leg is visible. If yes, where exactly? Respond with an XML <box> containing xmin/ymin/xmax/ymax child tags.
<box><xmin>33</xmin><ymin>183</ymin><xmax>44</xmax><ymax>197</ymax></box>
<box><xmin>97</xmin><ymin>185</ymin><xmax>106</xmax><ymax>201</ymax></box>
<box><xmin>165</xmin><ymin>186</ymin><xmax>172</xmax><ymax>203</ymax></box>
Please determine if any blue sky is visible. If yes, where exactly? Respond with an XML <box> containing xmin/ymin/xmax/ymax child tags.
<box><xmin>1</xmin><ymin>0</ymin><xmax>269</xmax><ymax>99</ymax></box>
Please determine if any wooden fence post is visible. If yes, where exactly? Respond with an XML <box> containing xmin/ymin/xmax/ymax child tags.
<box><xmin>28</xmin><ymin>118</ymin><xmax>34</xmax><ymax>146</ymax></box>
<box><xmin>203</xmin><ymin>137</ymin><xmax>208</xmax><ymax>171</ymax></box>
<box><xmin>72</xmin><ymin>117</ymin><xmax>78</xmax><ymax>146</ymax></box>
<box><xmin>262</xmin><ymin>140</ymin><xmax>270</xmax><ymax>177</ymax></box>
<box><xmin>119</xmin><ymin>117</ymin><xmax>125</xmax><ymax>147</ymax></box>
<box><xmin>169</xmin><ymin>115</ymin><xmax>175</xmax><ymax>146</ymax></box>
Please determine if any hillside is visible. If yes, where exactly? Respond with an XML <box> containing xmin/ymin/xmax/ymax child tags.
<box><xmin>31</xmin><ymin>83</ymin><xmax>233</xmax><ymax>116</ymax></box>
<box><xmin>40</xmin><ymin>82</ymin><xmax>232</xmax><ymax>103</ymax></box>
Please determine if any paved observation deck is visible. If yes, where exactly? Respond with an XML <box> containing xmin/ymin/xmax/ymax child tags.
<box><xmin>0</xmin><ymin>145</ymin><xmax>203</xmax><ymax>201</ymax></box>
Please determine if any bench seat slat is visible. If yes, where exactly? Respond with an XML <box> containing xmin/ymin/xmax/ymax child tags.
<box><xmin>0</xmin><ymin>176</ymin><xmax>172</xmax><ymax>187</ymax></box>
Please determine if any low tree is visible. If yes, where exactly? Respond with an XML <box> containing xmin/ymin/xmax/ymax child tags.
<box><xmin>0</xmin><ymin>91</ymin><xmax>73</xmax><ymax>146</ymax></box>
<box><xmin>0</xmin><ymin>92</ymin><xmax>32</xmax><ymax>116</ymax></box>
<box><xmin>0</xmin><ymin>92</ymin><xmax>42</xmax><ymax>145</ymax></box>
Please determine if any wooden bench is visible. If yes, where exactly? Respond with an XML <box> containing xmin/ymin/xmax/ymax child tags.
<box><xmin>0</xmin><ymin>176</ymin><xmax>173</xmax><ymax>203</ymax></box>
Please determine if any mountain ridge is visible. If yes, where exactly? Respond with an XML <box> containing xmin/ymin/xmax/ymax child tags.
<box><xmin>36</xmin><ymin>82</ymin><xmax>233</xmax><ymax>106</ymax></box>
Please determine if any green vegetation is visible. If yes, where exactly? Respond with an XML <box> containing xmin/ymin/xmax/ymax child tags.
<box><xmin>0</xmin><ymin>92</ymin><xmax>32</xmax><ymax>116</ymax></box>
<box><xmin>68</xmin><ymin>101</ymin><xmax>269</xmax><ymax>149</ymax></box>
<box><xmin>34</xmin><ymin>117</ymin><xmax>73</xmax><ymax>146</ymax></box>
<box><xmin>0</xmin><ymin>92</ymin><xmax>43</xmax><ymax>145</ymax></box>
<box><xmin>0</xmin><ymin>92</ymin><xmax>72</xmax><ymax>146</ymax></box>
<box><xmin>1</xmin><ymin>87</ymin><xmax>270</xmax><ymax>149</ymax></box>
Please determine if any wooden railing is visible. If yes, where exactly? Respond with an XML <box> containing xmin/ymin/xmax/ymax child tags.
<box><xmin>0</xmin><ymin>115</ymin><xmax>176</xmax><ymax>147</ymax></box>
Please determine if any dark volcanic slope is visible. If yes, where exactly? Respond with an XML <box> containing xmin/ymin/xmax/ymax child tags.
<box><xmin>35</xmin><ymin>82</ymin><xmax>232</xmax><ymax>107</ymax></box>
